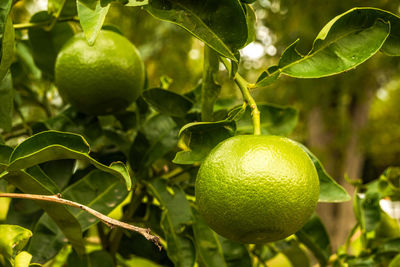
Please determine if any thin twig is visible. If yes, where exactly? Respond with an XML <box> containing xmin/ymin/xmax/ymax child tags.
<box><xmin>0</xmin><ymin>192</ymin><xmax>161</xmax><ymax>250</ymax></box>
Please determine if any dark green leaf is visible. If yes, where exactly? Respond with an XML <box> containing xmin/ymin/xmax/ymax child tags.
<box><xmin>192</xmin><ymin>207</ymin><xmax>227</xmax><ymax>267</ymax></box>
<box><xmin>147</xmin><ymin>179</ymin><xmax>195</xmax><ymax>267</ymax></box>
<box><xmin>0</xmin><ymin>15</ymin><xmax>14</xmax><ymax>81</ymax></box>
<box><xmin>361</xmin><ymin>192</ymin><xmax>381</xmax><ymax>232</ymax></box>
<box><xmin>29</xmin><ymin>169</ymin><xmax>128</xmax><ymax>263</ymax></box>
<box><xmin>296</xmin><ymin>214</ymin><xmax>331</xmax><ymax>267</ymax></box>
<box><xmin>62</xmin><ymin>169</ymin><xmax>128</xmax><ymax>229</ymax></box>
<box><xmin>39</xmin><ymin>159</ymin><xmax>75</xmax><ymax>190</ymax></box>
<box><xmin>299</xmin><ymin>144</ymin><xmax>351</xmax><ymax>202</ymax></box>
<box><xmin>129</xmin><ymin>115</ymin><xmax>178</xmax><ymax>174</ymax></box>
<box><xmin>217</xmin><ymin>235</ymin><xmax>251</xmax><ymax>267</ymax></box>
<box><xmin>8</xmin><ymin>130</ymin><xmax>132</xmax><ymax>190</ymax></box>
<box><xmin>0</xmin><ymin>72</ymin><xmax>13</xmax><ymax>132</ymax></box>
<box><xmin>255</xmin><ymin>69</ymin><xmax>280</xmax><ymax>88</ymax></box>
<box><xmin>0</xmin><ymin>224</ymin><xmax>32</xmax><ymax>261</ymax></box>
<box><xmin>243</xmin><ymin>5</ymin><xmax>256</xmax><ymax>47</ymax></box>
<box><xmin>173</xmin><ymin>120</ymin><xmax>236</xmax><ymax>164</ymax></box>
<box><xmin>0</xmin><ymin>144</ymin><xmax>12</xmax><ymax>173</ymax></box>
<box><xmin>67</xmin><ymin>250</ymin><xmax>113</xmax><ymax>267</ymax></box>
<box><xmin>142</xmin><ymin>88</ymin><xmax>193</xmax><ymax>117</ymax></box>
<box><xmin>256</xmin><ymin>7</ymin><xmax>400</xmax><ymax>85</ymax></box>
<box><xmin>1</xmin><ymin>169</ymin><xmax>85</xmax><ymax>258</ymax></box>
<box><xmin>281</xmin><ymin>20</ymin><xmax>389</xmax><ymax>78</ymax></box>
<box><xmin>78</xmin><ymin>0</ymin><xmax>98</xmax><ymax>10</ymax></box>
<box><xmin>377</xmin><ymin>238</ymin><xmax>400</xmax><ymax>254</ymax></box>
<box><xmin>235</xmin><ymin>103</ymin><xmax>298</xmax><ymax>136</ymax></box>
<box><xmin>77</xmin><ymin>0</ymin><xmax>110</xmax><ymax>45</ymax></box>
<box><xmin>28</xmin><ymin>11</ymin><xmax>74</xmax><ymax>78</ymax></box>
<box><xmin>145</xmin><ymin>0</ymin><xmax>248</xmax><ymax>61</ymax></box>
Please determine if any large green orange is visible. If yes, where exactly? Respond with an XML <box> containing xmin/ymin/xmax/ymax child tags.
<box><xmin>55</xmin><ymin>30</ymin><xmax>144</xmax><ymax>115</ymax></box>
<box><xmin>195</xmin><ymin>135</ymin><xmax>320</xmax><ymax>244</ymax></box>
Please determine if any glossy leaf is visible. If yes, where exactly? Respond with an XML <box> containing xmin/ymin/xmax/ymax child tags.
<box><xmin>7</xmin><ymin>130</ymin><xmax>132</xmax><ymax>190</ymax></box>
<box><xmin>296</xmin><ymin>214</ymin><xmax>331</xmax><ymax>267</ymax></box>
<box><xmin>67</xmin><ymin>250</ymin><xmax>114</xmax><ymax>267</ymax></box>
<box><xmin>235</xmin><ymin>103</ymin><xmax>298</xmax><ymax>136</ymax></box>
<box><xmin>173</xmin><ymin>120</ymin><xmax>236</xmax><ymax>164</ymax></box>
<box><xmin>192</xmin><ymin>207</ymin><xmax>227</xmax><ymax>267</ymax></box>
<box><xmin>299</xmin><ymin>144</ymin><xmax>351</xmax><ymax>202</ymax></box>
<box><xmin>1</xmin><ymin>169</ymin><xmax>85</xmax><ymax>257</ymax></box>
<box><xmin>77</xmin><ymin>0</ymin><xmax>110</xmax><ymax>45</ymax></box>
<box><xmin>147</xmin><ymin>179</ymin><xmax>195</xmax><ymax>267</ymax></box>
<box><xmin>0</xmin><ymin>144</ymin><xmax>11</xmax><ymax>170</ymax></box>
<box><xmin>28</xmin><ymin>11</ymin><xmax>74</xmax><ymax>78</ymax></box>
<box><xmin>0</xmin><ymin>224</ymin><xmax>32</xmax><ymax>261</ymax></box>
<box><xmin>243</xmin><ymin>5</ymin><xmax>256</xmax><ymax>47</ymax></box>
<box><xmin>0</xmin><ymin>15</ymin><xmax>14</xmax><ymax>80</ymax></box>
<box><xmin>281</xmin><ymin>20</ymin><xmax>389</xmax><ymax>78</ymax></box>
<box><xmin>129</xmin><ymin>115</ymin><xmax>179</xmax><ymax>175</ymax></box>
<box><xmin>29</xmin><ymin>169</ymin><xmax>128</xmax><ymax>263</ymax></box>
<box><xmin>0</xmin><ymin>71</ymin><xmax>13</xmax><ymax>132</ymax></box>
<box><xmin>389</xmin><ymin>254</ymin><xmax>400</xmax><ymax>267</ymax></box>
<box><xmin>142</xmin><ymin>88</ymin><xmax>193</xmax><ymax>117</ymax></box>
<box><xmin>256</xmin><ymin>7</ymin><xmax>400</xmax><ymax>86</ymax></box>
<box><xmin>145</xmin><ymin>0</ymin><xmax>248</xmax><ymax>61</ymax></box>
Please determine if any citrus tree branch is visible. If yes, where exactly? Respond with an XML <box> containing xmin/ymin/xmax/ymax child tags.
<box><xmin>201</xmin><ymin>46</ymin><xmax>221</xmax><ymax>121</ymax></box>
<box><xmin>0</xmin><ymin>192</ymin><xmax>161</xmax><ymax>249</ymax></box>
<box><xmin>234</xmin><ymin>73</ymin><xmax>261</xmax><ymax>135</ymax></box>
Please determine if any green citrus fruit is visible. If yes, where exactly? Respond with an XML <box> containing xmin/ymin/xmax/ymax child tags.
<box><xmin>195</xmin><ymin>135</ymin><xmax>320</xmax><ymax>244</ymax></box>
<box><xmin>55</xmin><ymin>30</ymin><xmax>144</xmax><ymax>115</ymax></box>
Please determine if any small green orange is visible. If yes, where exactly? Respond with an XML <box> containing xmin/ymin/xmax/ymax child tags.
<box><xmin>195</xmin><ymin>135</ymin><xmax>319</xmax><ymax>244</ymax></box>
<box><xmin>55</xmin><ymin>30</ymin><xmax>144</xmax><ymax>115</ymax></box>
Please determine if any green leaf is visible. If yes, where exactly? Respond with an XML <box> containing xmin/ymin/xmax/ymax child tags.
<box><xmin>281</xmin><ymin>19</ymin><xmax>390</xmax><ymax>78</ymax></box>
<box><xmin>77</xmin><ymin>0</ymin><xmax>110</xmax><ymax>45</ymax></box>
<box><xmin>243</xmin><ymin>5</ymin><xmax>256</xmax><ymax>47</ymax></box>
<box><xmin>7</xmin><ymin>130</ymin><xmax>132</xmax><ymax>190</ymax></box>
<box><xmin>173</xmin><ymin>120</ymin><xmax>236</xmax><ymax>164</ymax></box>
<box><xmin>0</xmin><ymin>0</ymin><xmax>12</xmax><ymax>41</ymax></box>
<box><xmin>0</xmin><ymin>224</ymin><xmax>32</xmax><ymax>261</ymax></box>
<box><xmin>299</xmin><ymin>144</ymin><xmax>351</xmax><ymax>202</ymax></box>
<box><xmin>1</xmin><ymin>169</ymin><xmax>85</xmax><ymax>257</ymax></box>
<box><xmin>217</xmin><ymin>235</ymin><xmax>251</xmax><ymax>267</ymax></box>
<box><xmin>389</xmin><ymin>254</ymin><xmax>400</xmax><ymax>267</ymax></box>
<box><xmin>29</xmin><ymin>169</ymin><xmax>127</xmax><ymax>263</ymax></box>
<box><xmin>192</xmin><ymin>207</ymin><xmax>227</xmax><ymax>267</ymax></box>
<box><xmin>145</xmin><ymin>0</ymin><xmax>248</xmax><ymax>61</ymax></box>
<box><xmin>14</xmin><ymin>251</ymin><xmax>32</xmax><ymax>267</ymax></box>
<box><xmin>28</xmin><ymin>11</ymin><xmax>74</xmax><ymax>78</ymax></box>
<box><xmin>147</xmin><ymin>179</ymin><xmax>195</xmax><ymax>267</ymax></box>
<box><xmin>274</xmin><ymin>239</ymin><xmax>311</xmax><ymax>267</ymax></box>
<box><xmin>256</xmin><ymin>7</ymin><xmax>400</xmax><ymax>85</ymax></box>
<box><xmin>129</xmin><ymin>115</ymin><xmax>179</xmax><ymax>175</ymax></box>
<box><xmin>296</xmin><ymin>214</ymin><xmax>331</xmax><ymax>267</ymax></box>
<box><xmin>0</xmin><ymin>71</ymin><xmax>13</xmax><ymax>132</ymax></box>
<box><xmin>142</xmin><ymin>88</ymin><xmax>193</xmax><ymax>118</ymax></box>
<box><xmin>0</xmin><ymin>15</ymin><xmax>14</xmax><ymax>81</ymax></box>
<box><xmin>235</xmin><ymin>103</ymin><xmax>298</xmax><ymax>136</ymax></box>
<box><xmin>377</xmin><ymin>238</ymin><xmax>400</xmax><ymax>254</ymax></box>
<box><xmin>0</xmin><ymin>144</ymin><xmax>12</xmax><ymax>173</ymax></box>
<box><xmin>67</xmin><ymin>250</ymin><xmax>114</xmax><ymax>267</ymax></box>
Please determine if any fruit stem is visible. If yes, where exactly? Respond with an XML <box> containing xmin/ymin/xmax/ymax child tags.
<box><xmin>201</xmin><ymin>46</ymin><xmax>221</xmax><ymax>121</ymax></box>
<box><xmin>234</xmin><ymin>73</ymin><xmax>261</xmax><ymax>135</ymax></box>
